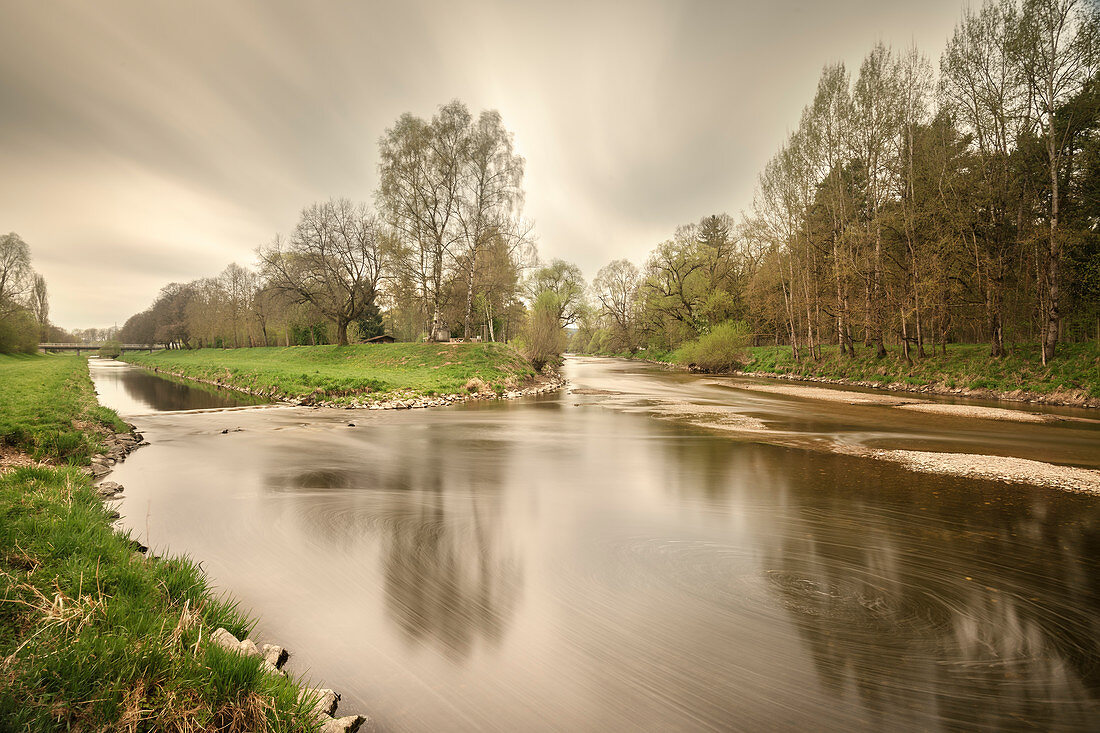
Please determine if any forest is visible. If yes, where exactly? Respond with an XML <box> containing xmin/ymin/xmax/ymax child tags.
<box><xmin>578</xmin><ymin>0</ymin><xmax>1099</xmax><ymax>365</ymax></box>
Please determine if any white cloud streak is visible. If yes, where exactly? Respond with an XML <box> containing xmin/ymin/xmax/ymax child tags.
<box><xmin>0</xmin><ymin>0</ymin><xmax>964</xmax><ymax>328</ymax></box>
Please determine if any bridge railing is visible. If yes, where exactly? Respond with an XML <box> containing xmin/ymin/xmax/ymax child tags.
<box><xmin>38</xmin><ymin>343</ymin><xmax>162</xmax><ymax>352</ymax></box>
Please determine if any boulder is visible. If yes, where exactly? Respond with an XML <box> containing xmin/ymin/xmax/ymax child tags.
<box><xmin>238</xmin><ymin>639</ymin><xmax>261</xmax><ymax>658</ymax></box>
<box><xmin>96</xmin><ymin>481</ymin><xmax>123</xmax><ymax>498</ymax></box>
<box><xmin>319</xmin><ymin>715</ymin><xmax>367</xmax><ymax>733</ymax></box>
<box><xmin>299</xmin><ymin>688</ymin><xmax>340</xmax><ymax>718</ymax></box>
<box><xmin>211</xmin><ymin>627</ymin><xmax>242</xmax><ymax>651</ymax></box>
<box><xmin>262</xmin><ymin>658</ymin><xmax>285</xmax><ymax>676</ymax></box>
<box><xmin>262</xmin><ymin>643</ymin><xmax>289</xmax><ymax>669</ymax></box>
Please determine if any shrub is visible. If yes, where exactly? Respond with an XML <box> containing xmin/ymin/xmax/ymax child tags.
<box><xmin>673</xmin><ymin>320</ymin><xmax>752</xmax><ymax>373</ymax></box>
<box><xmin>0</xmin><ymin>307</ymin><xmax>40</xmax><ymax>354</ymax></box>
<box><xmin>519</xmin><ymin>291</ymin><xmax>567</xmax><ymax>372</ymax></box>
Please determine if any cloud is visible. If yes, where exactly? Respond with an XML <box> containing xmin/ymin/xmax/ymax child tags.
<box><xmin>0</xmin><ymin>0</ymin><xmax>966</xmax><ymax>327</ymax></box>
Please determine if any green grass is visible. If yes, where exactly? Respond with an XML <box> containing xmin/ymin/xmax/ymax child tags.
<box><xmin>742</xmin><ymin>341</ymin><xmax>1100</xmax><ymax>399</ymax></box>
<box><xmin>0</xmin><ymin>468</ymin><xmax>315</xmax><ymax>731</ymax></box>
<box><xmin>121</xmin><ymin>343</ymin><xmax>538</xmax><ymax>404</ymax></box>
<box><xmin>0</xmin><ymin>355</ymin><xmax>316</xmax><ymax>730</ymax></box>
<box><xmin>0</xmin><ymin>354</ymin><xmax>129</xmax><ymax>463</ymax></box>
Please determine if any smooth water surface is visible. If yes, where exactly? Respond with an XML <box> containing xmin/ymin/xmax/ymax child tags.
<box><xmin>90</xmin><ymin>357</ymin><xmax>267</xmax><ymax>413</ymax></box>
<box><xmin>95</xmin><ymin>357</ymin><xmax>1100</xmax><ymax>731</ymax></box>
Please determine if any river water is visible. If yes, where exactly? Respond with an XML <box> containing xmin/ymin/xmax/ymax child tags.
<box><xmin>89</xmin><ymin>357</ymin><xmax>1100</xmax><ymax>731</ymax></box>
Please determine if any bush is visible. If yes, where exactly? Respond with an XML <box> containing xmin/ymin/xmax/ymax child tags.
<box><xmin>519</xmin><ymin>291</ymin><xmax>567</xmax><ymax>372</ymax></box>
<box><xmin>0</xmin><ymin>308</ymin><xmax>40</xmax><ymax>354</ymax></box>
<box><xmin>673</xmin><ymin>320</ymin><xmax>752</xmax><ymax>373</ymax></box>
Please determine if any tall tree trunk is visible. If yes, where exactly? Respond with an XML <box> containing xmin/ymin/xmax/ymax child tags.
<box><xmin>832</xmin><ymin>238</ymin><xmax>853</xmax><ymax>357</ymax></box>
<box><xmin>1043</xmin><ymin>127</ymin><xmax>1060</xmax><ymax>364</ymax></box>
<box><xmin>872</xmin><ymin>222</ymin><xmax>886</xmax><ymax>358</ymax></box>
<box><xmin>782</xmin><ymin>251</ymin><xmax>800</xmax><ymax>362</ymax></box>
<box><xmin>485</xmin><ymin>300</ymin><xmax>495</xmax><ymax>342</ymax></box>
<box><xmin>901</xmin><ymin>306</ymin><xmax>911</xmax><ymax>363</ymax></box>
<box><xmin>430</xmin><ymin>243</ymin><xmax>446</xmax><ymax>341</ymax></box>
<box><xmin>463</xmin><ymin>246</ymin><xmax>478</xmax><ymax>341</ymax></box>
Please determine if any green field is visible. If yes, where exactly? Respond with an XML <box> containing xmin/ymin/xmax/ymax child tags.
<box><xmin>122</xmin><ymin>342</ymin><xmax>538</xmax><ymax>403</ymax></box>
<box><xmin>0</xmin><ymin>355</ymin><xmax>314</xmax><ymax>730</ymax></box>
<box><xmin>0</xmin><ymin>353</ymin><xmax>129</xmax><ymax>463</ymax></box>
<box><xmin>742</xmin><ymin>342</ymin><xmax>1100</xmax><ymax>400</ymax></box>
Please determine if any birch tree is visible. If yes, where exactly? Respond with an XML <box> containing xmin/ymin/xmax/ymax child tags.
<box><xmin>259</xmin><ymin>199</ymin><xmax>387</xmax><ymax>346</ymax></box>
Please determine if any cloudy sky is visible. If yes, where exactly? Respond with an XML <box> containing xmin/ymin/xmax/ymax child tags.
<box><xmin>1</xmin><ymin>0</ymin><xmax>968</xmax><ymax>329</ymax></box>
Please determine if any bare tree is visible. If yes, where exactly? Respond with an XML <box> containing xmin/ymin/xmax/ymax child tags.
<box><xmin>1017</xmin><ymin>0</ymin><xmax>1097</xmax><ymax>362</ymax></box>
<box><xmin>593</xmin><ymin>259</ymin><xmax>641</xmax><ymax>351</ymax></box>
<box><xmin>804</xmin><ymin>64</ymin><xmax>858</xmax><ymax>357</ymax></box>
<box><xmin>31</xmin><ymin>274</ymin><xmax>48</xmax><ymax>327</ymax></box>
<box><xmin>853</xmin><ymin>43</ymin><xmax>905</xmax><ymax>357</ymax></box>
<box><xmin>259</xmin><ymin>199</ymin><xmax>387</xmax><ymax>346</ymax></box>
<box><xmin>457</xmin><ymin>110</ymin><xmax>526</xmax><ymax>339</ymax></box>
<box><xmin>378</xmin><ymin>102</ymin><xmax>469</xmax><ymax>340</ymax></box>
<box><xmin>0</xmin><ymin>232</ymin><xmax>32</xmax><ymax>317</ymax></box>
<box><xmin>940</xmin><ymin>0</ymin><xmax>1028</xmax><ymax>356</ymax></box>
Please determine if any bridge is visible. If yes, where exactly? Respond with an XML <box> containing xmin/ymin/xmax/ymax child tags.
<box><xmin>39</xmin><ymin>343</ymin><xmax>160</xmax><ymax>354</ymax></box>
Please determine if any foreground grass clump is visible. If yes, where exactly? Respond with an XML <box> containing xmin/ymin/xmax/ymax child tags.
<box><xmin>122</xmin><ymin>342</ymin><xmax>538</xmax><ymax>403</ymax></box>
<box><xmin>0</xmin><ymin>354</ymin><xmax>315</xmax><ymax>730</ymax></box>
<box><xmin>743</xmin><ymin>341</ymin><xmax>1100</xmax><ymax>399</ymax></box>
<box><xmin>0</xmin><ymin>467</ymin><xmax>314</xmax><ymax>731</ymax></box>
<box><xmin>0</xmin><ymin>354</ymin><xmax>128</xmax><ymax>463</ymax></box>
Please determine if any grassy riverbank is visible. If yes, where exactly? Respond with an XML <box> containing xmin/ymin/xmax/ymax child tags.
<box><xmin>599</xmin><ymin>341</ymin><xmax>1100</xmax><ymax>404</ymax></box>
<box><xmin>741</xmin><ymin>342</ymin><xmax>1100</xmax><ymax>403</ymax></box>
<box><xmin>122</xmin><ymin>342</ymin><xmax>538</xmax><ymax>404</ymax></box>
<box><xmin>0</xmin><ymin>353</ymin><xmax>129</xmax><ymax>463</ymax></box>
<box><xmin>0</xmin><ymin>354</ymin><xmax>314</xmax><ymax>730</ymax></box>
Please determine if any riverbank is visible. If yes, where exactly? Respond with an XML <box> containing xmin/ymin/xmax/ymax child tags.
<box><xmin>0</xmin><ymin>354</ymin><xmax>319</xmax><ymax>730</ymax></box>
<box><xmin>738</xmin><ymin>342</ymin><xmax>1100</xmax><ymax>408</ymax></box>
<box><xmin>121</xmin><ymin>342</ymin><xmax>561</xmax><ymax>407</ymax></box>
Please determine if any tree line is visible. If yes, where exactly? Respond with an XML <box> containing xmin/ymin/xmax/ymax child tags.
<box><xmin>577</xmin><ymin>0</ymin><xmax>1099</xmax><ymax>364</ymax></box>
<box><xmin>119</xmin><ymin>102</ymin><xmax>537</xmax><ymax>349</ymax></box>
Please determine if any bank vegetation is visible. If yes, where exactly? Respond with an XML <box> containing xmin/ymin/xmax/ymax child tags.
<box><xmin>121</xmin><ymin>342</ymin><xmax>539</xmax><ymax>405</ymax></box>
<box><xmin>0</xmin><ymin>354</ymin><xmax>317</xmax><ymax>730</ymax></box>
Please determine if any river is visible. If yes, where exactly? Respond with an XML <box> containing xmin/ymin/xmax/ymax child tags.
<box><xmin>89</xmin><ymin>356</ymin><xmax>1100</xmax><ymax>731</ymax></box>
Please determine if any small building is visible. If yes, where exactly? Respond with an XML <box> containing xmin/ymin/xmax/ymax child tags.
<box><xmin>363</xmin><ymin>334</ymin><xmax>395</xmax><ymax>344</ymax></box>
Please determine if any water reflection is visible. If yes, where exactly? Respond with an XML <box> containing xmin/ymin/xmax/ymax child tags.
<box><xmin>758</xmin><ymin>455</ymin><xmax>1100</xmax><ymax>729</ymax></box>
<box><xmin>97</xmin><ymin>358</ymin><xmax>1100</xmax><ymax>731</ymax></box>
<box><xmin>265</xmin><ymin>423</ymin><xmax>521</xmax><ymax>661</ymax></box>
<box><xmin>89</xmin><ymin>358</ymin><xmax>266</xmax><ymax>413</ymax></box>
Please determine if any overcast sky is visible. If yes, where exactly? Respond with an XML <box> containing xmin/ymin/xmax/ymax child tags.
<box><xmin>1</xmin><ymin>0</ymin><xmax>969</xmax><ymax>329</ymax></box>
